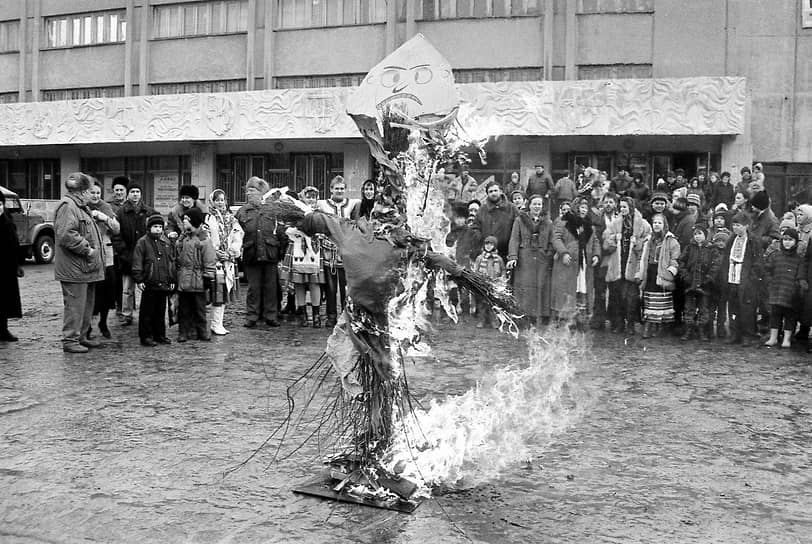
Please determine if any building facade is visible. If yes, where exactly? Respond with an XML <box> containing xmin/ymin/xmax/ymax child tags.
<box><xmin>0</xmin><ymin>0</ymin><xmax>810</xmax><ymax>213</ymax></box>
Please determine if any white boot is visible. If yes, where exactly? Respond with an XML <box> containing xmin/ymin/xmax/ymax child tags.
<box><xmin>210</xmin><ymin>305</ymin><xmax>229</xmax><ymax>335</ymax></box>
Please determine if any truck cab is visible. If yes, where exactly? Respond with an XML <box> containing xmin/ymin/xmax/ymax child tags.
<box><xmin>1</xmin><ymin>185</ymin><xmax>56</xmax><ymax>263</ymax></box>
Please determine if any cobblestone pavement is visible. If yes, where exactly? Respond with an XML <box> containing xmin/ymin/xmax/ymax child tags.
<box><xmin>1</xmin><ymin>264</ymin><xmax>810</xmax><ymax>543</ymax></box>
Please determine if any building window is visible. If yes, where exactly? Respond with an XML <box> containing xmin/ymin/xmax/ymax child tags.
<box><xmin>149</xmin><ymin>79</ymin><xmax>247</xmax><ymax>95</ymax></box>
<box><xmin>419</xmin><ymin>0</ymin><xmax>539</xmax><ymax>20</ymax></box>
<box><xmin>81</xmin><ymin>156</ymin><xmax>191</xmax><ymax>210</ymax></box>
<box><xmin>0</xmin><ymin>159</ymin><xmax>61</xmax><ymax>200</ymax></box>
<box><xmin>277</xmin><ymin>0</ymin><xmax>386</xmax><ymax>29</ymax></box>
<box><xmin>577</xmin><ymin>0</ymin><xmax>654</xmax><ymax>13</ymax></box>
<box><xmin>45</xmin><ymin>11</ymin><xmax>126</xmax><ymax>48</ymax></box>
<box><xmin>153</xmin><ymin>1</ymin><xmax>249</xmax><ymax>38</ymax></box>
<box><xmin>0</xmin><ymin>20</ymin><xmax>19</xmax><ymax>53</ymax></box>
<box><xmin>577</xmin><ymin>64</ymin><xmax>652</xmax><ymax>80</ymax></box>
<box><xmin>453</xmin><ymin>67</ymin><xmax>543</xmax><ymax>83</ymax></box>
<box><xmin>274</xmin><ymin>73</ymin><xmax>366</xmax><ymax>89</ymax></box>
<box><xmin>41</xmin><ymin>86</ymin><xmax>125</xmax><ymax>102</ymax></box>
<box><xmin>0</xmin><ymin>92</ymin><xmax>18</xmax><ymax>103</ymax></box>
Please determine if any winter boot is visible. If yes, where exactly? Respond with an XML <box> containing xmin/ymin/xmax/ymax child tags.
<box><xmin>210</xmin><ymin>305</ymin><xmax>229</xmax><ymax>335</ymax></box>
<box><xmin>641</xmin><ymin>322</ymin><xmax>651</xmax><ymax>339</ymax></box>
<box><xmin>781</xmin><ymin>329</ymin><xmax>793</xmax><ymax>349</ymax></box>
<box><xmin>680</xmin><ymin>324</ymin><xmax>695</xmax><ymax>341</ymax></box>
<box><xmin>763</xmin><ymin>328</ymin><xmax>779</xmax><ymax>347</ymax></box>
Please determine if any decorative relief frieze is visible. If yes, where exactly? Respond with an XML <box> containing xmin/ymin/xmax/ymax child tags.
<box><xmin>0</xmin><ymin>77</ymin><xmax>745</xmax><ymax>147</ymax></box>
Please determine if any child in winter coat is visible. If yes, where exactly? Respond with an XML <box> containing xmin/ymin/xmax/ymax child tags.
<box><xmin>175</xmin><ymin>207</ymin><xmax>217</xmax><ymax>342</ymax></box>
<box><xmin>132</xmin><ymin>214</ymin><xmax>176</xmax><ymax>347</ymax></box>
<box><xmin>763</xmin><ymin>227</ymin><xmax>807</xmax><ymax>348</ymax></box>
<box><xmin>678</xmin><ymin>224</ymin><xmax>720</xmax><ymax>340</ymax></box>
<box><xmin>474</xmin><ymin>235</ymin><xmax>506</xmax><ymax>328</ymax></box>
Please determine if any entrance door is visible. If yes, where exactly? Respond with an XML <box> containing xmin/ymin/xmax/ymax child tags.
<box><xmin>293</xmin><ymin>154</ymin><xmax>330</xmax><ymax>196</ymax></box>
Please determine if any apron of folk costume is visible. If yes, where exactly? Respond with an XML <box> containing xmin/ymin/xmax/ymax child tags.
<box><xmin>642</xmin><ymin>238</ymin><xmax>674</xmax><ymax>323</ymax></box>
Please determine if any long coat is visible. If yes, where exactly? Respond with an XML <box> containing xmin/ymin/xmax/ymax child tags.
<box><xmin>550</xmin><ymin>214</ymin><xmax>601</xmax><ymax>316</ymax></box>
<box><xmin>764</xmin><ymin>247</ymin><xmax>805</xmax><ymax>308</ymax></box>
<box><xmin>508</xmin><ymin>213</ymin><xmax>554</xmax><ymax>317</ymax></box>
<box><xmin>603</xmin><ymin>210</ymin><xmax>651</xmax><ymax>283</ymax></box>
<box><xmin>54</xmin><ymin>194</ymin><xmax>105</xmax><ymax>283</ymax></box>
<box><xmin>718</xmin><ymin>234</ymin><xmax>762</xmax><ymax>298</ymax></box>
<box><xmin>0</xmin><ymin>213</ymin><xmax>22</xmax><ymax>318</ymax></box>
<box><xmin>113</xmin><ymin>200</ymin><xmax>155</xmax><ymax>275</ymax></box>
<box><xmin>637</xmin><ymin>232</ymin><xmax>680</xmax><ymax>292</ymax></box>
<box><xmin>175</xmin><ymin>232</ymin><xmax>217</xmax><ymax>293</ymax></box>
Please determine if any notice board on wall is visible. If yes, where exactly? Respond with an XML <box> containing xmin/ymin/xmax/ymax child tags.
<box><xmin>153</xmin><ymin>173</ymin><xmax>179</xmax><ymax>214</ymax></box>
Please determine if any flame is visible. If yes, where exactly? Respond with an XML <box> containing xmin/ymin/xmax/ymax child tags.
<box><xmin>381</xmin><ymin>328</ymin><xmax>583</xmax><ymax>496</ymax></box>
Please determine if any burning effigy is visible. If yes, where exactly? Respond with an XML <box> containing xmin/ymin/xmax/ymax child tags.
<box><xmin>250</xmin><ymin>35</ymin><xmax>577</xmax><ymax>512</ymax></box>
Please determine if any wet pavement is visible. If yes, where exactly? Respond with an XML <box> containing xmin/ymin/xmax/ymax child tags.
<box><xmin>1</xmin><ymin>263</ymin><xmax>810</xmax><ymax>543</ymax></box>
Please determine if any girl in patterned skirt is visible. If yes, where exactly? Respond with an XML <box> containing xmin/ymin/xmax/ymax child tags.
<box><xmin>637</xmin><ymin>213</ymin><xmax>681</xmax><ymax>338</ymax></box>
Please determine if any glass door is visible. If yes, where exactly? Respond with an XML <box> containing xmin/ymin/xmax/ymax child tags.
<box><xmin>293</xmin><ymin>153</ymin><xmax>330</xmax><ymax>196</ymax></box>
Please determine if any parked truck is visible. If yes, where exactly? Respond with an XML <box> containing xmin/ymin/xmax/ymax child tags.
<box><xmin>1</xmin><ymin>185</ymin><xmax>56</xmax><ymax>264</ymax></box>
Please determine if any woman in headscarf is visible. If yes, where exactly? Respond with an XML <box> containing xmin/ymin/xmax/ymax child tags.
<box><xmin>87</xmin><ymin>180</ymin><xmax>120</xmax><ymax>339</ymax></box>
<box><xmin>351</xmin><ymin>179</ymin><xmax>377</xmax><ymax>222</ymax></box>
<box><xmin>636</xmin><ymin>212</ymin><xmax>681</xmax><ymax>338</ymax></box>
<box><xmin>0</xmin><ymin>190</ymin><xmax>24</xmax><ymax>341</ymax></box>
<box><xmin>550</xmin><ymin>197</ymin><xmax>601</xmax><ymax>328</ymax></box>
<box><xmin>506</xmin><ymin>194</ymin><xmax>554</xmax><ymax>328</ymax></box>
<box><xmin>205</xmin><ymin>189</ymin><xmax>244</xmax><ymax>335</ymax></box>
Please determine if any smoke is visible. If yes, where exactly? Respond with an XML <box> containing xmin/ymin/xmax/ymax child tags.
<box><xmin>381</xmin><ymin>327</ymin><xmax>585</xmax><ymax>496</ymax></box>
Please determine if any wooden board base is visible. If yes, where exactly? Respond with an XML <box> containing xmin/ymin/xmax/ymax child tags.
<box><xmin>292</xmin><ymin>477</ymin><xmax>424</xmax><ymax>513</ymax></box>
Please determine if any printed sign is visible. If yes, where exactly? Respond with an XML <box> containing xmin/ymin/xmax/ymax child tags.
<box><xmin>153</xmin><ymin>173</ymin><xmax>179</xmax><ymax>214</ymax></box>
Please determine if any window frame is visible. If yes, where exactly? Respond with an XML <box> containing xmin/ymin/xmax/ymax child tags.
<box><xmin>0</xmin><ymin>19</ymin><xmax>20</xmax><ymax>54</ymax></box>
<box><xmin>43</xmin><ymin>10</ymin><xmax>126</xmax><ymax>49</ymax></box>
<box><xmin>152</xmin><ymin>0</ymin><xmax>249</xmax><ymax>40</ymax></box>
<box><xmin>415</xmin><ymin>0</ymin><xmax>540</xmax><ymax>21</ymax></box>
<box><xmin>275</xmin><ymin>0</ymin><xmax>388</xmax><ymax>30</ymax></box>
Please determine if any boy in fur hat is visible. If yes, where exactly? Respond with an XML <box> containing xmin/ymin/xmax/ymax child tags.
<box><xmin>132</xmin><ymin>214</ymin><xmax>175</xmax><ymax>346</ymax></box>
<box><xmin>175</xmin><ymin>207</ymin><xmax>217</xmax><ymax>342</ymax></box>
<box><xmin>473</xmin><ymin>235</ymin><xmax>506</xmax><ymax>328</ymax></box>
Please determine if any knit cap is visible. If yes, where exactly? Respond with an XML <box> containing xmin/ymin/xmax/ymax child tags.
<box><xmin>184</xmin><ymin>207</ymin><xmax>205</xmax><ymax>228</ymax></box>
<box><xmin>749</xmin><ymin>190</ymin><xmax>770</xmax><ymax>211</ymax></box>
<box><xmin>146</xmin><ymin>213</ymin><xmax>164</xmax><ymax>230</ymax></box>
<box><xmin>483</xmin><ymin>235</ymin><xmax>498</xmax><ymax>246</ymax></box>
<box><xmin>779</xmin><ymin>217</ymin><xmax>796</xmax><ymax>232</ymax></box>
<box><xmin>686</xmin><ymin>193</ymin><xmax>701</xmax><ymax>207</ymax></box>
<box><xmin>650</xmin><ymin>192</ymin><xmax>669</xmax><ymax>204</ymax></box>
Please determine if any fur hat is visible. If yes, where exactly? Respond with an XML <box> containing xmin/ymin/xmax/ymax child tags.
<box><xmin>246</xmin><ymin>176</ymin><xmax>270</xmax><ymax>194</ymax></box>
<box><xmin>483</xmin><ymin>235</ymin><xmax>498</xmax><ymax>247</ymax></box>
<box><xmin>127</xmin><ymin>182</ymin><xmax>142</xmax><ymax>194</ymax></box>
<box><xmin>146</xmin><ymin>213</ymin><xmax>164</xmax><ymax>230</ymax></box>
<box><xmin>65</xmin><ymin>172</ymin><xmax>92</xmax><ymax>192</ymax></box>
<box><xmin>782</xmin><ymin>227</ymin><xmax>799</xmax><ymax>241</ymax></box>
<box><xmin>650</xmin><ymin>192</ymin><xmax>669</xmax><ymax>204</ymax></box>
<box><xmin>686</xmin><ymin>193</ymin><xmax>701</xmax><ymax>207</ymax></box>
<box><xmin>111</xmin><ymin>176</ymin><xmax>130</xmax><ymax>190</ymax></box>
<box><xmin>179</xmin><ymin>184</ymin><xmax>199</xmax><ymax>200</ymax></box>
<box><xmin>183</xmin><ymin>207</ymin><xmax>205</xmax><ymax>228</ymax></box>
<box><xmin>731</xmin><ymin>212</ymin><xmax>751</xmax><ymax>226</ymax></box>
<box><xmin>749</xmin><ymin>190</ymin><xmax>770</xmax><ymax>211</ymax></box>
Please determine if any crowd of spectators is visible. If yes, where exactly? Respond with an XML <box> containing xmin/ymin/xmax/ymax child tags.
<box><xmin>1</xmin><ymin>161</ymin><xmax>809</xmax><ymax>355</ymax></box>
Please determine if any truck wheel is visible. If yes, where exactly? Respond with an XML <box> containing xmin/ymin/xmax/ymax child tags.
<box><xmin>34</xmin><ymin>234</ymin><xmax>55</xmax><ymax>264</ymax></box>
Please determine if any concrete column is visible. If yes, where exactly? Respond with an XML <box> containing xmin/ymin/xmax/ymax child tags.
<box><xmin>246</xmin><ymin>0</ymin><xmax>256</xmax><ymax>90</ymax></box>
<box><xmin>543</xmin><ymin>0</ymin><xmax>553</xmax><ymax>80</ymax></box>
<box><xmin>564</xmin><ymin>0</ymin><xmax>576</xmax><ymax>80</ymax></box>
<box><xmin>342</xmin><ymin>142</ymin><xmax>371</xmax><ymax>195</ymax></box>
<box><xmin>59</xmin><ymin>150</ymin><xmax>81</xmax><ymax>198</ymax></box>
<box><xmin>520</xmin><ymin>138</ymin><xmax>551</xmax><ymax>186</ymax></box>
<box><xmin>191</xmin><ymin>144</ymin><xmax>216</xmax><ymax>200</ymax></box>
<box><xmin>139</xmin><ymin>0</ymin><xmax>150</xmax><ymax>95</ymax></box>
<box><xmin>17</xmin><ymin>0</ymin><xmax>26</xmax><ymax>101</ymax></box>
<box><xmin>124</xmin><ymin>0</ymin><xmax>134</xmax><ymax>96</ymax></box>
<box><xmin>406</xmin><ymin>0</ymin><xmax>416</xmax><ymax>40</ymax></box>
<box><xmin>264</xmin><ymin>0</ymin><xmax>276</xmax><ymax>89</ymax></box>
<box><xmin>721</xmin><ymin>91</ymin><xmax>753</xmax><ymax>186</ymax></box>
<box><xmin>31</xmin><ymin>0</ymin><xmax>39</xmax><ymax>100</ymax></box>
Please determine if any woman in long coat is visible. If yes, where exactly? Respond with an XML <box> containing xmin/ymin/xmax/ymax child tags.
<box><xmin>87</xmin><ymin>181</ymin><xmax>120</xmax><ymax>338</ymax></box>
<box><xmin>550</xmin><ymin>197</ymin><xmax>601</xmax><ymax>325</ymax></box>
<box><xmin>507</xmin><ymin>194</ymin><xmax>554</xmax><ymax>327</ymax></box>
<box><xmin>0</xmin><ymin>190</ymin><xmax>23</xmax><ymax>341</ymax></box>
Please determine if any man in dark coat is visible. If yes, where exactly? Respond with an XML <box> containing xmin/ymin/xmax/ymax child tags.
<box><xmin>471</xmin><ymin>180</ymin><xmax>518</xmax><ymax>261</ymax></box>
<box><xmin>112</xmin><ymin>183</ymin><xmax>156</xmax><ymax>326</ymax></box>
<box><xmin>236</xmin><ymin>177</ymin><xmax>287</xmax><ymax>328</ymax></box>
<box><xmin>748</xmin><ymin>190</ymin><xmax>780</xmax><ymax>329</ymax></box>
<box><xmin>526</xmin><ymin>164</ymin><xmax>554</xmax><ymax>216</ymax></box>
<box><xmin>54</xmin><ymin>173</ymin><xmax>106</xmax><ymax>353</ymax></box>
<box><xmin>0</xmin><ymin>190</ymin><xmax>23</xmax><ymax>341</ymax></box>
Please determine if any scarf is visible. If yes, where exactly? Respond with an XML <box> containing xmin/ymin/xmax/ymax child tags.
<box><xmin>207</xmin><ymin>198</ymin><xmax>236</xmax><ymax>256</ymax></box>
<box><xmin>565</xmin><ymin>212</ymin><xmax>593</xmax><ymax>269</ymax></box>
<box><xmin>728</xmin><ymin>233</ymin><xmax>747</xmax><ymax>284</ymax></box>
